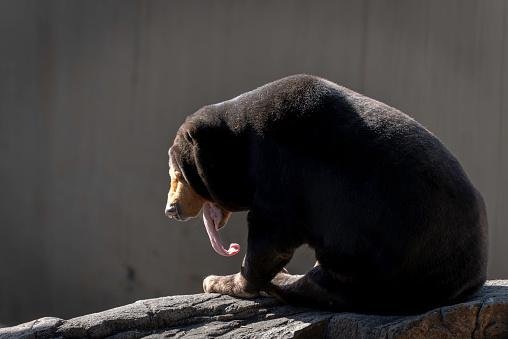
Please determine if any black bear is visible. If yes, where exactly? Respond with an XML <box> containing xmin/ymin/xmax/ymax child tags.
<box><xmin>165</xmin><ymin>74</ymin><xmax>487</xmax><ymax>312</ymax></box>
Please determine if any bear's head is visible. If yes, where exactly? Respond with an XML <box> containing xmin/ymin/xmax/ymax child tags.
<box><xmin>164</xmin><ymin>122</ymin><xmax>240</xmax><ymax>256</ymax></box>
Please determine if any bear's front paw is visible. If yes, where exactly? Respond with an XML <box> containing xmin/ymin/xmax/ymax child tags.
<box><xmin>203</xmin><ymin>273</ymin><xmax>258</xmax><ymax>298</ymax></box>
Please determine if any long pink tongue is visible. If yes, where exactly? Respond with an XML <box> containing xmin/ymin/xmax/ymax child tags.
<box><xmin>203</xmin><ymin>202</ymin><xmax>240</xmax><ymax>256</ymax></box>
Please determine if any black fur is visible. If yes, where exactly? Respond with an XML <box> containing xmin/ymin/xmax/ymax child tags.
<box><xmin>171</xmin><ymin>74</ymin><xmax>487</xmax><ymax>312</ymax></box>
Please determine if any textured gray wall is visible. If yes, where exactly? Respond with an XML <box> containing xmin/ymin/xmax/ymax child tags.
<box><xmin>0</xmin><ymin>0</ymin><xmax>506</xmax><ymax>325</ymax></box>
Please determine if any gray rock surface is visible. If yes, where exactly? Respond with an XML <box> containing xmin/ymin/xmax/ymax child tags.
<box><xmin>1</xmin><ymin>280</ymin><xmax>507</xmax><ymax>338</ymax></box>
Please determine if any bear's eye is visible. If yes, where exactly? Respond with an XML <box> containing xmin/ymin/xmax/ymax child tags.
<box><xmin>174</xmin><ymin>171</ymin><xmax>184</xmax><ymax>180</ymax></box>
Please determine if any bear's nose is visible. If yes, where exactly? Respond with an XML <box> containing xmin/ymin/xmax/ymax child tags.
<box><xmin>165</xmin><ymin>203</ymin><xmax>179</xmax><ymax>219</ymax></box>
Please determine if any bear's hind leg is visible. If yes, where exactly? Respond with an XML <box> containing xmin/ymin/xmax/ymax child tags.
<box><xmin>269</xmin><ymin>260</ymin><xmax>320</xmax><ymax>288</ymax></box>
<box><xmin>267</xmin><ymin>266</ymin><xmax>351</xmax><ymax>310</ymax></box>
<box><xmin>270</xmin><ymin>271</ymin><xmax>303</xmax><ymax>286</ymax></box>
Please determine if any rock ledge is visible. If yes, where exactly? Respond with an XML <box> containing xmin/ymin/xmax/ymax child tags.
<box><xmin>1</xmin><ymin>280</ymin><xmax>507</xmax><ymax>338</ymax></box>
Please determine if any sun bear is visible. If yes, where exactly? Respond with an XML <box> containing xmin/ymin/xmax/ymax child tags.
<box><xmin>165</xmin><ymin>74</ymin><xmax>487</xmax><ymax>312</ymax></box>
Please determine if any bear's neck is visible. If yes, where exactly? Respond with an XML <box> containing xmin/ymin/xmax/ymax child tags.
<box><xmin>181</xmin><ymin>112</ymin><xmax>254</xmax><ymax>211</ymax></box>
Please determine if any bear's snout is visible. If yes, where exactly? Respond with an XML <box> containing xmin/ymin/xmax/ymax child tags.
<box><xmin>165</xmin><ymin>203</ymin><xmax>180</xmax><ymax>219</ymax></box>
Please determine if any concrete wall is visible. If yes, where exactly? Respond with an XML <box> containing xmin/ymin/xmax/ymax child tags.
<box><xmin>0</xmin><ymin>0</ymin><xmax>506</xmax><ymax>325</ymax></box>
